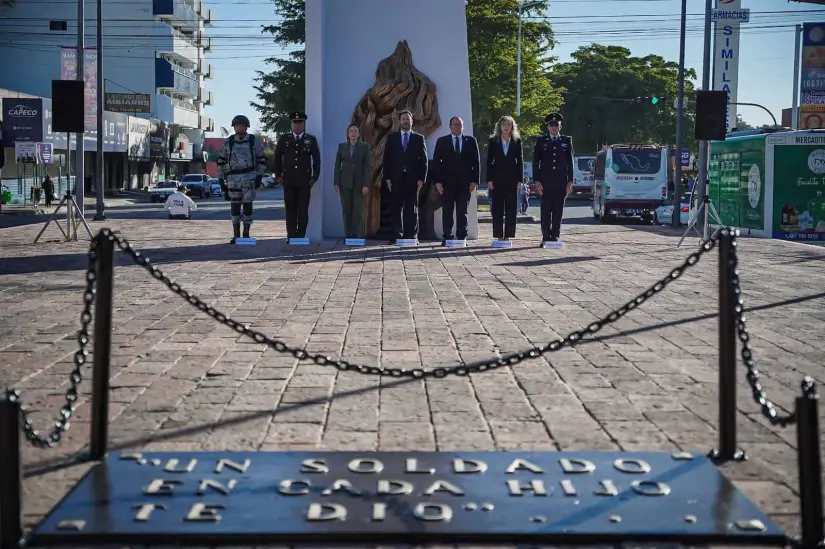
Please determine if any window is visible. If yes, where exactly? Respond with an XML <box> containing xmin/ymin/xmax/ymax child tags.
<box><xmin>181</xmin><ymin>174</ymin><xmax>205</xmax><ymax>182</ymax></box>
<box><xmin>611</xmin><ymin>148</ymin><xmax>663</xmax><ymax>175</ymax></box>
<box><xmin>576</xmin><ymin>158</ymin><xmax>593</xmax><ymax>172</ymax></box>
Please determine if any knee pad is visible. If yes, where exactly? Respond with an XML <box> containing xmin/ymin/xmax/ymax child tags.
<box><xmin>242</xmin><ymin>202</ymin><xmax>253</xmax><ymax>216</ymax></box>
<box><xmin>230</xmin><ymin>202</ymin><xmax>241</xmax><ymax>216</ymax></box>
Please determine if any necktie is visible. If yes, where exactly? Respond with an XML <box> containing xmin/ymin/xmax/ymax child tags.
<box><xmin>402</xmin><ymin>132</ymin><xmax>408</xmax><ymax>151</ymax></box>
<box><xmin>454</xmin><ymin>136</ymin><xmax>460</xmax><ymax>153</ymax></box>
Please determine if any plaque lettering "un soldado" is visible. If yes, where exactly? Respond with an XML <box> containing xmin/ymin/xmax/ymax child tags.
<box><xmin>32</xmin><ymin>451</ymin><xmax>784</xmax><ymax>546</ymax></box>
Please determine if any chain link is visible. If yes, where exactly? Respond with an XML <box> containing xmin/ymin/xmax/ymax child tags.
<box><xmin>4</xmin><ymin>236</ymin><xmax>99</xmax><ymax>448</ymax></box>
<box><xmin>12</xmin><ymin>226</ymin><xmax>803</xmax><ymax>450</ymax></box>
<box><xmin>105</xmin><ymin>229</ymin><xmax>719</xmax><ymax>378</ymax></box>
<box><xmin>728</xmin><ymin>230</ymin><xmax>798</xmax><ymax>427</ymax></box>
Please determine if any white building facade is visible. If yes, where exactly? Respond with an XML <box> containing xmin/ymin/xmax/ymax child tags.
<box><xmin>0</xmin><ymin>0</ymin><xmax>214</xmax><ymax>133</ymax></box>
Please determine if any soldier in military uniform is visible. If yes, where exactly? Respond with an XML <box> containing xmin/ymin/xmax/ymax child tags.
<box><xmin>216</xmin><ymin>114</ymin><xmax>267</xmax><ymax>244</ymax></box>
<box><xmin>274</xmin><ymin>112</ymin><xmax>321</xmax><ymax>239</ymax></box>
<box><xmin>532</xmin><ymin>113</ymin><xmax>574</xmax><ymax>243</ymax></box>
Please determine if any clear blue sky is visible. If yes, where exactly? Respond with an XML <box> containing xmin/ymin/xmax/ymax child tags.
<box><xmin>203</xmin><ymin>0</ymin><xmax>825</xmax><ymax>135</ymax></box>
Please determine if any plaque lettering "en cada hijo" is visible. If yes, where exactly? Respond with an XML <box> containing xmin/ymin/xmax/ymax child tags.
<box><xmin>113</xmin><ymin>455</ymin><xmax>673</xmax><ymax>524</ymax></box>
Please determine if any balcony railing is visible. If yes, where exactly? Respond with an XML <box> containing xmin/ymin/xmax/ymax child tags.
<box><xmin>156</xmin><ymin>28</ymin><xmax>198</xmax><ymax>67</ymax></box>
<box><xmin>170</xmin><ymin>97</ymin><xmax>197</xmax><ymax>112</ymax></box>
<box><xmin>201</xmin><ymin>36</ymin><xmax>212</xmax><ymax>52</ymax></box>
<box><xmin>196</xmin><ymin>61</ymin><xmax>214</xmax><ymax>79</ymax></box>
<box><xmin>203</xmin><ymin>8</ymin><xmax>213</xmax><ymax>26</ymax></box>
<box><xmin>153</xmin><ymin>0</ymin><xmax>198</xmax><ymax>31</ymax></box>
<box><xmin>156</xmin><ymin>58</ymin><xmax>199</xmax><ymax>97</ymax></box>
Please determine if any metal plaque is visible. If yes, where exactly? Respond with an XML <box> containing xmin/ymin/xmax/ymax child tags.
<box><xmin>32</xmin><ymin>451</ymin><xmax>787</xmax><ymax>546</ymax></box>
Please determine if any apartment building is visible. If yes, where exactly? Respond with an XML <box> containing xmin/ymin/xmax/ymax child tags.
<box><xmin>0</xmin><ymin>0</ymin><xmax>214</xmax><ymax>191</ymax></box>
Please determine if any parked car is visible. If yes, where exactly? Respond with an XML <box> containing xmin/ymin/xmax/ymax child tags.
<box><xmin>209</xmin><ymin>178</ymin><xmax>223</xmax><ymax>197</ymax></box>
<box><xmin>149</xmin><ymin>181</ymin><xmax>179</xmax><ymax>203</ymax></box>
<box><xmin>655</xmin><ymin>185</ymin><xmax>697</xmax><ymax>226</ymax></box>
<box><xmin>180</xmin><ymin>174</ymin><xmax>212</xmax><ymax>198</ymax></box>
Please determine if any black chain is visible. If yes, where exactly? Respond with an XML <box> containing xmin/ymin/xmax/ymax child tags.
<box><xmin>729</xmin><ymin>230</ymin><xmax>798</xmax><ymax>427</ymax></box>
<box><xmin>13</xmin><ymin>227</ymin><xmax>803</xmax><ymax>450</ymax></box>
<box><xmin>106</xmin><ymin>229</ymin><xmax>718</xmax><ymax>378</ymax></box>
<box><xmin>4</xmin><ymin>236</ymin><xmax>99</xmax><ymax>448</ymax></box>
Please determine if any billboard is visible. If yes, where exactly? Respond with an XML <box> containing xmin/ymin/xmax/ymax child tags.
<box><xmin>60</xmin><ymin>47</ymin><xmax>97</xmax><ymax>133</ymax></box>
<box><xmin>105</xmin><ymin>93</ymin><xmax>151</xmax><ymax>114</ymax></box>
<box><xmin>127</xmin><ymin>116</ymin><xmax>151</xmax><ymax>159</ymax></box>
<box><xmin>149</xmin><ymin>119</ymin><xmax>170</xmax><ymax>158</ymax></box>
<box><xmin>2</xmin><ymin>97</ymin><xmax>44</xmax><ymax>142</ymax></box>
<box><xmin>798</xmin><ymin>23</ymin><xmax>825</xmax><ymax>129</ymax></box>
<box><xmin>712</xmin><ymin>0</ymin><xmax>749</xmax><ymax>133</ymax></box>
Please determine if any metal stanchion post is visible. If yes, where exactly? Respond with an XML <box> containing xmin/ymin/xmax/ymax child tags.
<box><xmin>796</xmin><ymin>379</ymin><xmax>823</xmax><ymax>549</ymax></box>
<box><xmin>710</xmin><ymin>229</ymin><xmax>744</xmax><ymax>462</ymax></box>
<box><xmin>88</xmin><ymin>231</ymin><xmax>114</xmax><ymax>461</ymax></box>
<box><xmin>0</xmin><ymin>396</ymin><xmax>23</xmax><ymax>549</ymax></box>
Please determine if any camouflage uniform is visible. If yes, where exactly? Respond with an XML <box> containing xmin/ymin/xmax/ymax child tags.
<box><xmin>216</xmin><ymin>131</ymin><xmax>267</xmax><ymax>240</ymax></box>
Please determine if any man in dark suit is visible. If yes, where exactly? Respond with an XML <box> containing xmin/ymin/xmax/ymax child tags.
<box><xmin>382</xmin><ymin>110</ymin><xmax>428</xmax><ymax>242</ymax></box>
<box><xmin>274</xmin><ymin>111</ymin><xmax>321</xmax><ymax>239</ymax></box>
<box><xmin>532</xmin><ymin>112</ymin><xmax>574</xmax><ymax>243</ymax></box>
<box><xmin>433</xmin><ymin>116</ymin><xmax>480</xmax><ymax>244</ymax></box>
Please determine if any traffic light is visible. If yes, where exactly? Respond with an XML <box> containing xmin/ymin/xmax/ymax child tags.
<box><xmin>634</xmin><ymin>96</ymin><xmax>662</xmax><ymax>105</ymax></box>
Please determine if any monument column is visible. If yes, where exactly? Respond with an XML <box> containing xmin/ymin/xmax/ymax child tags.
<box><xmin>305</xmin><ymin>0</ymin><xmax>476</xmax><ymax>241</ymax></box>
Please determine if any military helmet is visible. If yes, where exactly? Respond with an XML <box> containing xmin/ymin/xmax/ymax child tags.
<box><xmin>231</xmin><ymin>114</ymin><xmax>250</xmax><ymax>128</ymax></box>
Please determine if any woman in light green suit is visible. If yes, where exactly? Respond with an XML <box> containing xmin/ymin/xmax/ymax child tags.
<box><xmin>334</xmin><ymin>124</ymin><xmax>372</xmax><ymax>239</ymax></box>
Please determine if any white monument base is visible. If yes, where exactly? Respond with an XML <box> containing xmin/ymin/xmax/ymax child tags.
<box><xmin>542</xmin><ymin>241</ymin><xmax>565</xmax><ymax>249</ymax></box>
<box><xmin>492</xmin><ymin>239</ymin><xmax>513</xmax><ymax>249</ymax></box>
<box><xmin>397</xmin><ymin>239</ymin><xmax>418</xmax><ymax>247</ymax></box>
<box><xmin>345</xmin><ymin>238</ymin><xmax>366</xmax><ymax>246</ymax></box>
<box><xmin>234</xmin><ymin>238</ymin><xmax>256</xmax><ymax>246</ymax></box>
<box><xmin>289</xmin><ymin>238</ymin><xmax>310</xmax><ymax>246</ymax></box>
<box><xmin>446</xmin><ymin>239</ymin><xmax>467</xmax><ymax>248</ymax></box>
<box><xmin>305</xmin><ymin>0</ymin><xmax>475</xmax><ymax>241</ymax></box>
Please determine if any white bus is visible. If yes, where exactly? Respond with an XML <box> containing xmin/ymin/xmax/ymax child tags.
<box><xmin>572</xmin><ymin>155</ymin><xmax>595</xmax><ymax>196</ymax></box>
<box><xmin>592</xmin><ymin>144</ymin><xmax>668</xmax><ymax>224</ymax></box>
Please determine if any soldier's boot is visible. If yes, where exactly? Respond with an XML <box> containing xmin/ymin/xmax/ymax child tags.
<box><xmin>242</xmin><ymin>223</ymin><xmax>251</xmax><ymax>239</ymax></box>
<box><xmin>230</xmin><ymin>223</ymin><xmax>241</xmax><ymax>244</ymax></box>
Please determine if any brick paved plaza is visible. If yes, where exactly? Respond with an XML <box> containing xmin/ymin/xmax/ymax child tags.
<box><xmin>1</xmin><ymin>201</ymin><xmax>824</xmax><ymax>547</ymax></box>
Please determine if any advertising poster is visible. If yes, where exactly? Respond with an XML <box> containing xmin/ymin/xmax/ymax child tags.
<box><xmin>738</xmin><ymin>150</ymin><xmax>764</xmax><ymax>230</ymax></box>
<box><xmin>127</xmin><ymin>116</ymin><xmax>151</xmax><ymax>159</ymax></box>
<box><xmin>149</xmin><ymin>119</ymin><xmax>170</xmax><ymax>159</ymax></box>
<box><xmin>799</xmin><ymin>24</ymin><xmax>825</xmax><ymax>130</ymax></box>
<box><xmin>772</xmin><ymin>144</ymin><xmax>825</xmax><ymax>241</ymax></box>
<box><xmin>2</xmin><ymin>97</ymin><xmax>44</xmax><ymax>142</ymax></box>
<box><xmin>717</xmin><ymin>152</ymin><xmax>740</xmax><ymax>226</ymax></box>
<box><xmin>60</xmin><ymin>47</ymin><xmax>97</xmax><ymax>133</ymax></box>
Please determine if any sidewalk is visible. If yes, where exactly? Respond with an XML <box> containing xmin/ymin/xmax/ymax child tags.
<box><xmin>1</xmin><ymin>215</ymin><xmax>824</xmax><ymax>544</ymax></box>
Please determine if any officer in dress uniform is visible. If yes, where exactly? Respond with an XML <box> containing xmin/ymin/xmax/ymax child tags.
<box><xmin>274</xmin><ymin>112</ymin><xmax>321</xmax><ymax>239</ymax></box>
<box><xmin>216</xmin><ymin>114</ymin><xmax>267</xmax><ymax>244</ymax></box>
<box><xmin>532</xmin><ymin>112</ymin><xmax>574</xmax><ymax>244</ymax></box>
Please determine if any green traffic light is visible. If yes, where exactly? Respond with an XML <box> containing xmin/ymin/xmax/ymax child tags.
<box><xmin>650</xmin><ymin>97</ymin><xmax>659</xmax><ymax>105</ymax></box>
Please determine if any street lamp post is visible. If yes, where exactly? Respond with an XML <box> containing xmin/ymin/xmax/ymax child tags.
<box><xmin>516</xmin><ymin>1</ymin><xmax>522</xmax><ymax>117</ymax></box>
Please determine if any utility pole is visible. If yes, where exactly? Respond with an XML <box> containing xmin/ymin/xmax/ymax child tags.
<box><xmin>696</xmin><ymin>0</ymin><xmax>713</xmax><ymax>220</ymax></box>
<box><xmin>792</xmin><ymin>24</ymin><xmax>802</xmax><ymax>130</ymax></box>
<box><xmin>75</xmin><ymin>0</ymin><xmax>85</xmax><ymax>216</ymax></box>
<box><xmin>516</xmin><ymin>1</ymin><xmax>522</xmax><ymax>117</ymax></box>
<box><xmin>672</xmin><ymin>0</ymin><xmax>687</xmax><ymax>228</ymax></box>
<box><xmin>93</xmin><ymin>0</ymin><xmax>106</xmax><ymax>220</ymax></box>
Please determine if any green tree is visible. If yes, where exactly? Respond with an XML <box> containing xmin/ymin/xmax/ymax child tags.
<box><xmin>548</xmin><ymin>45</ymin><xmax>697</xmax><ymax>155</ymax></box>
<box><xmin>251</xmin><ymin>0</ymin><xmax>305</xmax><ymax>133</ymax></box>
<box><xmin>252</xmin><ymin>0</ymin><xmax>562</xmax><ymax>152</ymax></box>
<box><xmin>734</xmin><ymin>114</ymin><xmax>754</xmax><ymax>130</ymax></box>
<box><xmin>466</xmin><ymin>0</ymin><xmax>562</xmax><ymax>145</ymax></box>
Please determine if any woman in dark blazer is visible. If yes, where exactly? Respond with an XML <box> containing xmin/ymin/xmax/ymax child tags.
<box><xmin>486</xmin><ymin>115</ymin><xmax>523</xmax><ymax>240</ymax></box>
<box><xmin>334</xmin><ymin>124</ymin><xmax>372</xmax><ymax>238</ymax></box>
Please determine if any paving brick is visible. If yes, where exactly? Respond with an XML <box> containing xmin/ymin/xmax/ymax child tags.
<box><xmin>2</xmin><ymin>212</ymin><xmax>824</xmax><ymax>548</ymax></box>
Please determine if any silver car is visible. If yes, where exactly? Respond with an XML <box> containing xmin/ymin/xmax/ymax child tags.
<box><xmin>149</xmin><ymin>181</ymin><xmax>179</xmax><ymax>203</ymax></box>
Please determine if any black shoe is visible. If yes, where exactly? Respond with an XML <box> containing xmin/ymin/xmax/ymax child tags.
<box><xmin>230</xmin><ymin>237</ymin><xmax>237</xmax><ymax>245</ymax></box>
<box><xmin>231</xmin><ymin>223</ymin><xmax>240</xmax><ymax>244</ymax></box>
<box><xmin>242</xmin><ymin>223</ymin><xmax>251</xmax><ymax>238</ymax></box>
<box><xmin>549</xmin><ymin>236</ymin><xmax>558</xmax><ymax>242</ymax></box>
<box><xmin>389</xmin><ymin>239</ymin><xmax>397</xmax><ymax>245</ymax></box>
<box><xmin>441</xmin><ymin>239</ymin><xmax>447</xmax><ymax>247</ymax></box>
